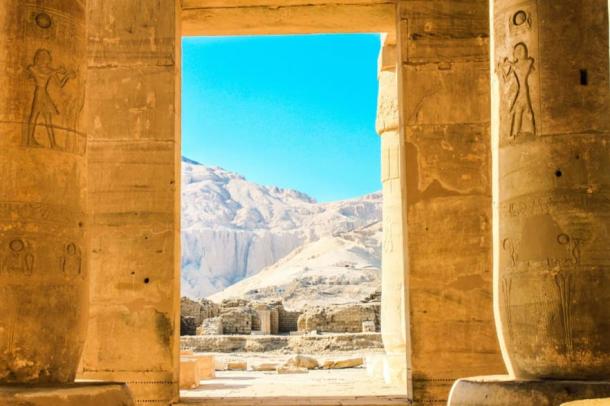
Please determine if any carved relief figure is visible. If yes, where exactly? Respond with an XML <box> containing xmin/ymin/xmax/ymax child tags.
<box><xmin>60</xmin><ymin>243</ymin><xmax>82</xmax><ymax>276</ymax></box>
<box><xmin>502</xmin><ymin>238</ymin><xmax>519</xmax><ymax>267</ymax></box>
<box><xmin>499</xmin><ymin>42</ymin><xmax>536</xmax><ymax>140</ymax></box>
<box><xmin>2</xmin><ymin>239</ymin><xmax>34</xmax><ymax>275</ymax></box>
<box><xmin>26</xmin><ymin>49</ymin><xmax>77</xmax><ymax>149</ymax></box>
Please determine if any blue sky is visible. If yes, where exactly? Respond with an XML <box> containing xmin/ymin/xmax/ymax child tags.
<box><xmin>182</xmin><ymin>34</ymin><xmax>381</xmax><ymax>202</ymax></box>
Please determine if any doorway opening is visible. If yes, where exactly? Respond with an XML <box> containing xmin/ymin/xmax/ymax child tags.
<box><xmin>179</xmin><ymin>33</ymin><xmax>404</xmax><ymax>402</ymax></box>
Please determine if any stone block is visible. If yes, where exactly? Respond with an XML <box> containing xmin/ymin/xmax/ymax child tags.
<box><xmin>0</xmin><ymin>382</ymin><xmax>135</xmax><ymax>406</ymax></box>
<box><xmin>322</xmin><ymin>357</ymin><xmax>364</xmax><ymax>370</ymax></box>
<box><xmin>184</xmin><ymin>355</ymin><xmax>215</xmax><ymax>380</ymax></box>
<box><xmin>251</xmin><ymin>363</ymin><xmax>280</xmax><ymax>372</ymax></box>
<box><xmin>227</xmin><ymin>361</ymin><xmax>247</xmax><ymax>371</ymax></box>
<box><xmin>179</xmin><ymin>359</ymin><xmax>200</xmax><ymax>390</ymax></box>
<box><xmin>284</xmin><ymin>355</ymin><xmax>319</xmax><ymax>370</ymax></box>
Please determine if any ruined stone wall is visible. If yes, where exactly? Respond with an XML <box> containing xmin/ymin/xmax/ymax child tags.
<box><xmin>297</xmin><ymin>304</ymin><xmax>380</xmax><ymax>333</ymax></box>
<box><xmin>181</xmin><ymin>297</ymin><xmax>220</xmax><ymax>327</ymax></box>
<box><xmin>220</xmin><ymin>307</ymin><xmax>253</xmax><ymax>335</ymax></box>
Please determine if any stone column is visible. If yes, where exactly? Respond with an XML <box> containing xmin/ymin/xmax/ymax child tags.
<box><xmin>0</xmin><ymin>1</ymin><xmax>89</xmax><ymax>383</ymax></box>
<box><xmin>397</xmin><ymin>0</ymin><xmax>505</xmax><ymax>403</ymax></box>
<box><xmin>494</xmin><ymin>0</ymin><xmax>610</xmax><ymax>380</ymax></box>
<box><xmin>377</xmin><ymin>34</ymin><xmax>410</xmax><ymax>389</ymax></box>
<box><xmin>79</xmin><ymin>1</ymin><xmax>181</xmax><ymax>403</ymax></box>
<box><xmin>449</xmin><ymin>1</ymin><xmax>610</xmax><ymax>404</ymax></box>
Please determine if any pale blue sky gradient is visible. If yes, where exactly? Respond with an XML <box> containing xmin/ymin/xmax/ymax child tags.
<box><xmin>181</xmin><ymin>34</ymin><xmax>381</xmax><ymax>202</ymax></box>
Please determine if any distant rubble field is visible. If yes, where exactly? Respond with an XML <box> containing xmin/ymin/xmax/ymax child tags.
<box><xmin>181</xmin><ymin>332</ymin><xmax>384</xmax><ymax>354</ymax></box>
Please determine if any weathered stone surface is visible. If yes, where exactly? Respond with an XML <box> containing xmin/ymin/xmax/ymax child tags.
<box><xmin>0</xmin><ymin>0</ymin><xmax>88</xmax><ymax>384</ymax></box>
<box><xmin>493</xmin><ymin>0</ymin><xmax>610</xmax><ymax>380</ymax></box>
<box><xmin>0</xmin><ymin>382</ymin><xmax>135</xmax><ymax>406</ymax></box>
<box><xmin>284</xmin><ymin>355</ymin><xmax>319</xmax><ymax>370</ymax></box>
<box><xmin>448</xmin><ymin>376</ymin><xmax>610</xmax><ymax>406</ymax></box>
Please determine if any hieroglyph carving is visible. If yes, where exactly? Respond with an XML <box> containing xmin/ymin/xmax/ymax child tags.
<box><xmin>60</xmin><ymin>243</ymin><xmax>82</xmax><ymax>278</ymax></box>
<box><xmin>25</xmin><ymin>48</ymin><xmax>77</xmax><ymax>150</ymax></box>
<box><xmin>1</xmin><ymin>239</ymin><xmax>34</xmax><ymax>275</ymax></box>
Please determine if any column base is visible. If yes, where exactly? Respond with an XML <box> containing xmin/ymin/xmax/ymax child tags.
<box><xmin>0</xmin><ymin>381</ymin><xmax>135</xmax><ymax>406</ymax></box>
<box><xmin>448</xmin><ymin>375</ymin><xmax>610</xmax><ymax>406</ymax></box>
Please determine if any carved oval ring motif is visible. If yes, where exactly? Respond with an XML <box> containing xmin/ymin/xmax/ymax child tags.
<box><xmin>35</xmin><ymin>13</ymin><xmax>52</xmax><ymax>29</ymax></box>
<box><xmin>512</xmin><ymin>10</ymin><xmax>527</xmax><ymax>26</ymax></box>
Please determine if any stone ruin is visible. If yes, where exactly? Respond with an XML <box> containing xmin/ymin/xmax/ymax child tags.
<box><xmin>180</xmin><ymin>295</ymin><xmax>381</xmax><ymax>336</ymax></box>
<box><xmin>297</xmin><ymin>303</ymin><xmax>380</xmax><ymax>334</ymax></box>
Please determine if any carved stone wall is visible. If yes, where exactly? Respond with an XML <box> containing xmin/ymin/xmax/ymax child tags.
<box><xmin>397</xmin><ymin>0</ymin><xmax>506</xmax><ymax>402</ymax></box>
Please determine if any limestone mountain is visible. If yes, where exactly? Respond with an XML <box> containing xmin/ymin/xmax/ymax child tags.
<box><xmin>181</xmin><ymin>157</ymin><xmax>382</xmax><ymax>299</ymax></box>
<box><xmin>210</xmin><ymin>220</ymin><xmax>382</xmax><ymax>310</ymax></box>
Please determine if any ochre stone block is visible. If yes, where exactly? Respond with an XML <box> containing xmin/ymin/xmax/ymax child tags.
<box><xmin>179</xmin><ymin>359</ymin><xmax>200</xmax><ymax>390</ymax></box>
<box><xmin>0</xmin><ymin>382</ymin><xmax>135</xmax><ymax>406</ymax></box>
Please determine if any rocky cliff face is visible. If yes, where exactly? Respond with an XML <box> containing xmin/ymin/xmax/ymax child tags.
<box><xmin>181</xmin><ymin>157</ymin><xmax>382</xmax><ymax>299</ymax></box>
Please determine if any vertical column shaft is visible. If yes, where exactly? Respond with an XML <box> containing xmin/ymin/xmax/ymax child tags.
<box><xmin>377</xmin><ymin>34</ymin><xmax>410</xmax><ymax>389</ymax></box>
<box><xmin>493</xmin><ymin>0</ymin><xmax>610</xmax><ymax>379</ymax></box>
<box><xmin>0</xmin><ymin>1</ymin><xmax>88</xmax><ymax>383</ymax></box>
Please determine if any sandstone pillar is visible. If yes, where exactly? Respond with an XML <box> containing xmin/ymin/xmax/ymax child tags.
<box><xmin>449</xmin><ymin>1</ymin><xmax>610</xmax><ymax>404</ymax></box>
<box><xmin>377</xmin><ymin>34</ymin><xmax>409</xmax><ymax>389</ymax></box>
<box><xmin>79</xmin><ymin>1</ymin><xmax>181</xmax><ymax>403</ymax></box>
<box><xmin>396</xmin><ymin>0</ymin><xmax>505</xmax><ymax>402</ymax></box>
<box><xmin>0</xmin><ymin>1</ymin><xmax>89</xmax><ymax>383</ymax></box>
<box><xmin>493</xmin><ymin>0</ymin><xmax>610</xmax><ymax>380</ymax></box>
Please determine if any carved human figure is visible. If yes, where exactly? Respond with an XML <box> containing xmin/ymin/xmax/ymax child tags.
<box><xmin>500</xmin><ymin>42</ymin><xmax>536</xmax><ymax>139</ymax></box>
<box><xmin>26</xmin><ymin>49</ymin><xmax>76</xmax><ymax>149</ymax></box>
<box><xmin>60</xmin><ymin>243</ymin><xmax>82</xmax><ymax>276</ymax></box>
<box><xmin>2</xmin><ymin>239</ymin><xmax>34</xmax><ymax>275</ymax></box>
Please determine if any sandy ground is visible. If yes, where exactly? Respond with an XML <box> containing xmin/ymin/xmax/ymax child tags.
<box><xmin>181</xmin><ymin>351</ymin><xmax>405</xmax><ymax>399</ymax></box>
<box><xmin>181</xmin><ymin>369</ymin><xmax>405</xmax><ymax>398</ymax></box>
